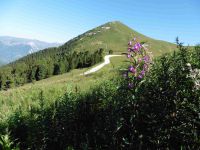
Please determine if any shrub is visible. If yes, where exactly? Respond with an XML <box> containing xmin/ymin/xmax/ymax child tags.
<box><xmin>108</xmin><ymin>50</ymin><xmax>113</xmax><ymax>54</ymax></box>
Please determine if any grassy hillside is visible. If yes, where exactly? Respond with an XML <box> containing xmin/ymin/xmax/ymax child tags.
<box><xmin>59</xmin><ymin>21</ymin><xmax>176</xmax><ymax>56</ymax></box>
<box><xmin>0</xmin><ymin>56</ymin><xmax>126</xmax><ymax>122</ymax></box>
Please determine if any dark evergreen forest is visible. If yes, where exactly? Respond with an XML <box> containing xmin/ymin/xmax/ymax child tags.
<box><xmin>0</xmin><ymin>46</ymin><xmax>104</xmax><ymax>90</ymax></box>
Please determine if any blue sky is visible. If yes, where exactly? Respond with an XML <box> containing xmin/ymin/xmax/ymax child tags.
<box><xmin>0</xmin><ymin>0</ymin><xmax>199</xmax><ymax>45</ymax></box>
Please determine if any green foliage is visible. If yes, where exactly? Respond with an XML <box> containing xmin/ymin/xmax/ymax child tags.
<box><xmin>108</xmin><ymin>49</ymin><xmax>113</xmax><ymax>54</ymax></box>
<box><xmin>28</xmin><ymin>66</ymin><xmax>37</xmax><ymax>82</ymax></box>
<box><xmin>0</xmin><ymin>49</ymin><xmax>104</xmax><ymax>90</ymax></box>
<box><xmin>0</xmin><ymin>55</ymin><xmax>125</xmax><ymax>124</ymax></box>
<box><xmin>35</xmin><ymin>65</ymin><xmax>47</xmax><ymax>81</ymax></box>
<box><xmin>0</xmin><ymin>133</ymin><xmax>19</xmax><ymax>150</ymax></box>
<box><xmin>126</xmin><ymin>42</ymin><xmax>200</xmax><ymax>149</ymax></box>
<box><xmin>53</xmin><ymin>63</ymin><xmax>60</xmax><ymax>75</ymax></box>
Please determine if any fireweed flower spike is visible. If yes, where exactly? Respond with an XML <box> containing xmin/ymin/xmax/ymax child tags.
<box><xmin>125</xmin><ymin>37</ymin><xmax>152</xmax><ymax>89</ymax></box>
<box><xmin>134</xmin><ymin>43</ymin><xmax>142</xmax><ymax>50</ymax></box>
<box><xmin>137</xmin><ymin>43</ymin><xmax>142</xmax><ymax>49</ymax></box>
<box><xmin>134</xmin><ymin>43</ymin><xmax>139</xmax><ymax>51</ymax></box>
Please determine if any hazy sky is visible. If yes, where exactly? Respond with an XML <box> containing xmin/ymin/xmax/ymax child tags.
<box><xmin>0</xmin><ymin>0</ymin><xmax>199</xmax><ymax>45</ymax></box>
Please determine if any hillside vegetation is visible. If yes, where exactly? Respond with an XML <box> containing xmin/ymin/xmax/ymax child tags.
<box><xmin>0</xmin><ymin>49</ymin><xmax>104</xmax><ymax>90</ymax></box>
<box><xmin>0</xmin><ymin>42</ymin><xmax>200</xmax><ymax>149</ymax></box>
<box><xmin>0</xmin><ymin>56</ymin><xmax>126</xmax><ymax>122</ymax></box>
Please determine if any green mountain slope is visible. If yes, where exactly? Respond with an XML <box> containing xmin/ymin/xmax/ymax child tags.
<box><xmin>59</xmin><ymin>21</ymin><xmax>176</xmax><ymax>56</ymax></box>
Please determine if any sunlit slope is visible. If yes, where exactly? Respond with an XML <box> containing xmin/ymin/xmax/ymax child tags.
<box><xmin>59</xmin><ymin>21</ymin><xmax>176</xmax><ymax>56</ymax></box>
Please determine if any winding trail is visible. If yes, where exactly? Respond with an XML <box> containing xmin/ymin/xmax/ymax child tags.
<box><xmin>81</xmin><ymin>55</ymin><xmax>122</xmax><ymax>75</ymax></box>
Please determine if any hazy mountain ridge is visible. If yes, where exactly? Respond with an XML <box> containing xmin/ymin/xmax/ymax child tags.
<box><xmin>0</xmin><ymin>36</ymin><xmax>61</xmax><ymax>63</ymax></box>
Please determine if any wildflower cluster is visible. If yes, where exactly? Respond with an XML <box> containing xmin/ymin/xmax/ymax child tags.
<box><xmin>124</xmin><ymin>37</ymin><xmax>152</xmax><ymax>88</ymax></box>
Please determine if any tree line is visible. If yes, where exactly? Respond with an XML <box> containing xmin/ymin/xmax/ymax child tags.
<box><xmin>0</xmin><ymin>48</ymin><xmax>104</xmax><ymax>90</ymax></box>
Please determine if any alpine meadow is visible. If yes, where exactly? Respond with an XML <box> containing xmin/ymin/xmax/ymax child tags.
<box><xmin>0</xmin><ymin>0</ymin><xmax>200</xmax><ymax>150</ymax></box>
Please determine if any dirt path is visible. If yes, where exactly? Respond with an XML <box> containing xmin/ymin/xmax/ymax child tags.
<box><xmin>81</xmin><ymin>55</ymin><xmax>122</xmax><ymax>75</ymax></box>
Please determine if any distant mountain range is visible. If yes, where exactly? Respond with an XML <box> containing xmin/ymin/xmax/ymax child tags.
<box><xmin>0</xmin><ymin>36</ymin><xmax>61</xmax><ymax>64</ymax></box>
